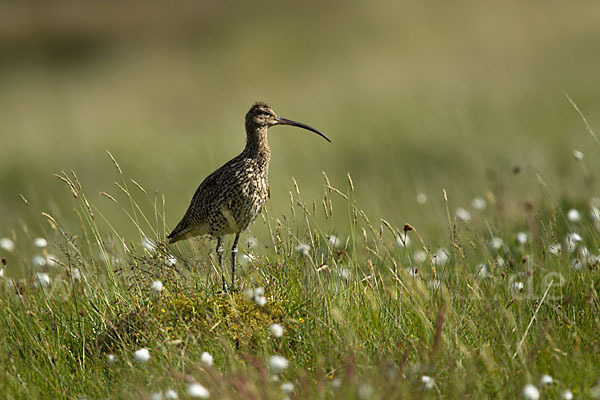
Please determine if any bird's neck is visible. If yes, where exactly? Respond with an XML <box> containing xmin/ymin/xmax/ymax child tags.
<box><xmin>244</xmin><ymin>126</ymin><xmax>271</xmax><ymax>161</ymax></box>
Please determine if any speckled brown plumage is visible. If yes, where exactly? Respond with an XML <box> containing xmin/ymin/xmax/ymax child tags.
<box><xmin>167</xmin><ymin>102</ymin><xmax>330</xmax><ymax>291</ymax></box>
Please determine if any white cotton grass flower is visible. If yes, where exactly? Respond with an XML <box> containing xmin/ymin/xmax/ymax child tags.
<box><xmin>200</xmin><ymin>351</ymin><xmax>214</xmax><ymax>367</ymax></box>
<box><xmin>432</xmin><ymin>248</ymin><xmax>449</xmax><ymax>265</ymax></box>
<box><xmin>455</xmin><ymin>207</ymin><xmax>471</xmax><ymax>223</ymax></box>
<box><xmin>549</xmin><ymin>243</ymin><xmax>561</xmax><ymax>255</ymax></box>
<box><xmin>151</xmin><ymin>392</ymin><xmax>163</xmax><ymax>400</ymax></box>
<box><xmin>571</xmin><ymin>259</ymin><xmax>584</xmax><ymax>271</ymax></box>
<box><xmin>414</xmin><ymin>250</ymin><xmax>427</xmax><ymax>263</ymax></box>
<box><xmin>517</xmin><ymin>232</ymin><xmax>528</xmax><ymax>245</ymax></box>
<box><xmin>240</xmin><ymin>253</ymin><xmax>254</xmax><ymax>265</ymax></box>
<box><xmin>0</xmin><ymin>238</ymin><xmax>15</xmax><ymax>252</ymax></box>
<box><xmin>35</xmin><ymin>272</ymin><xmax>51</xmax><ymax>288</ymax></box>
<box><xmin>245</xmin><ymin>236</ymin><xmax>258</xmax><ymax>249</ymax></box>
<box><xmin>495</xmin><ymin>256</ymin><xmax>506</xmax><ymax>268</ymax></box>
<box><xmin>522</xmin><ymin>383</ymin><xmax>540</xmax><ymax>400</ymax></box>
<box><xmin>396</xmin><ymin>233</ymin><xmax>411</xmax><ymax>247</ymax></box>
<box><xmin>573</xmin><ymin>150</ymin><xmax>584</xmax><ymax>160</ymax></box>
<box><xmin>337</xmin><ymin>266</ymin><xmax>351</xmax><ymax>280</ymax></box>
<box><xmin>71</xmin><ymin>268</ymin><xmax>82</xmax><ymax>282</ymax></box>
<box><xmin>561</xmin><ymin>389</ymin><xmax>574</xmax><ymax>400</ymax></box>
<box><xmin>295</xmin><ymin>244</ymin><xmax>311</xmax><ymax>256</ymax></box>
<box><xmin>107</xmin><ymin>354</ymin><xmax>117</xmax><ymax>364</ymax></box>
<box><xmin>565</xmin><ymin>233</ymin><xmax>582</xmax><ymax>253</ymax></box>
<box><xmin>45</xmin><ymin>254</ymin><xmax>57</xmax><ymax>267</ymax></box>
<box><xmin>32</xmin><ymin>255</ymin><xmax>47</xmax><ymax>268</ymax></box>
<box><xmin>151</xmin><ymin>280</ymin><xmax>163</xmax><ymax>293</ymax></box>
<box><xmin>270</xmin><ymin>323</ymin><xmax>284</xmax><ymax>338</ymax></box>
<box><xmin>255</xmin><ymin>295</ymin><xmax>267</xmax><ymax>307</ymax></box>
<box><xmin>134</xmin><ymin>348</ymin><xmax>150</xmax><ymax>363</ymax></box>
<box><xmin>489</xmin><ymin>237</ymin><xmax>503</xmax><ymax>250</ymax></box>
<box><xmin>407</xmin><ymin>266</ymin><xmax>418</xmax><ymax>278</ymax></box>
<box><xmin>421</xmin><ymin>375</ymin><xmax>435</xmax><ymax>390</ymax></box>
<box><xmin>165</xmin><ymin>389</ymin><xmax>179</xmax><ymax>399</ymax></box>
<box><xmin>510</xmin><ymin>281</ymin><xmax>524</xmax><ymax>292</ymax></box>
<box><xmin>476</xmin><ymin>263</ymin><xmax>488</xmax><ymax>277</ymax></box>
<box><xmin>281</xmin><ymin>382</ymin><xmax>294</xmax><ymax>394</ymax></box>
<box><xmin>268</xmin><ymin>355</ymin><xmax>289</xmax><ymax>374</ymax></box>
<box><xmin>166</xmin><ymin>254</ymin><xmax>177</xmax><ymax>267</ymax></box>
<box><xmin>539</xmin><ymin>374</ymin><xmax>553</xmax><ymax>386</ymax></box>
<box><xmin>186</xmin><ymin>383</ymin><xmax>210</xmax><ymax>398</ymax></box>
<box><xmin>142</xmin><ymin>237</ymin><xmax>156</xmax><ymax>251</ymax></box>
<box><xmin>328</xmin><ymin>235</ymin><xmax>341</xmax><ymax>248</ymax></box>
<box><xmin>34</xmin><ymin>237</ymin><xmax>48</xmax><ymax>248</ymax></box>
<box><xmin>416</xmin><ymin>193</ymin><xmax>427</xmax><ymax>204</ymax></box>
<box><xmin>567</xmin><ymin>209</ymin><xmax>582</xmax><ymax>222</ymax></box>
<box><xmin>472</xmin><ymin>197</ymin><xmax>487</xmax><ymax>210</ymax></box>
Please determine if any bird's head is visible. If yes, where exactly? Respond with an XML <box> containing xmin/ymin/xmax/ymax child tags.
<box><xmin>245</xmin><ymin>102</ymin><xmax>331</xmax><ymax>142</ymax></box>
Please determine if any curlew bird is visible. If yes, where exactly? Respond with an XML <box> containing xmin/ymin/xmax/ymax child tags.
<box><xmin>167</xmin><ymin>102</ymin><xmax>330</xmax><ymax>292</ymax></box>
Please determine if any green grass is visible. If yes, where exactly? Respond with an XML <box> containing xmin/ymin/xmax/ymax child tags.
<box><xmin>1</xmin><ymin>1</ymin><xmax>600</xmax><ymax>398</ymax></box>
<box><xmin>0</xmin><ymin>160</ymin><xmax>599</xmax><ymax>399</ymax></box>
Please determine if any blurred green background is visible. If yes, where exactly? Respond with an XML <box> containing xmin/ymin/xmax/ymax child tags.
<box><xmin>1</xmin><ymin>0</ymin><xmax>600</xmax><ymax>241</ymax></box>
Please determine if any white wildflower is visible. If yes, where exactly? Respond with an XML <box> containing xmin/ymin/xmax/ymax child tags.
<box><xmin>142</xmin><ymin>237</ymin><xmax>156</xmax><ymax>251</ymax></box>
<box><xmin>255</xmin><ymin>295</ymin><xmax>267</xmax><ymax>307</ymax></box>
<box><xmin>416</xmin><ymin>193</ymin><xmax>427</xmax><ymax>204</ymax></box>
<box><xmin>472</xmin><ymin>197</ymin><xmax>487</xmax><ymax>210</ymax></box>
<box><xmin>151</xmin><ymin>392</ymin><xmax>163</xmax><ymax>400</ymax></box>
<box><xmin>476</xmin><ymin>263</ymin><xmax>488</xmax><ymax>277</ymax></box>
<box><xmin>573</xmin><ymin>150</ymin><xmax>584</xmax><ymax>160</ymax></box>
<box><xmin>489</xmin><ymin>237</ymin><xmax>503</xmax><ymax>250</ymax></box>
<box><xmin>295</xmin><ymin>244</ymin><xmax>311</xmax><ymax>256</ymax></box>
<box><xmin>522</xmin><ymin>384</ymin><xmax>540</xmax><ymax>400</ymax></box>
<box><xmin>200</xmin><ymin>351</ymin><xmax>214</xmax><ymax>366</ymax></box>
<box><xmin>245</xmin><ymin>236</ymin><xmax>258</xmax><ymax>249</ymax></box>
<box><xmin>591</xmin><ymin>206</ymin><xmax>600</xmax><ymax>221</ymax></box>
<box><xmin>549</xmin><ymin>243</ymin><xmax>561</xmax><ymax>255</ymax></box>
<box><xmin>455</xmin><ymin>207</ymin><xmax>471</xmax><ymax>223</ymax></box>
<box><xmin>166</xmin><ymin>254</ymin><xmax>177</xmax><ymax>267</ymax></box>
<box><xmin>35</xmin><ymin>272</ymin><xmax>50</xmax><ymax>288</ymax></box>
<box><xmin>328</xmin><ymin>235</ymin><xmax>341</xmax><ymax>248</ymax></box>
<box><xmin>151</xmin><ymin>280</ymin><xmax>163</xmax><ymax>293</ymax></box>
<box><xmin>396</xmin><ymin>233</ymin><xmax>411</xmax><ymax>247</ymax></box>
<box><xmin>539</xmin><ymin>374</ymin><xmax>553</xmax><ymax>386</ymax></box>
<box><xmin>71</xmin><ymin>268</ymin><xmax>81</xmax><ymax>282</ymax></box>
<box><xmin>0</xmin><ymin>238</ymin><xmax>15</xmax><ymax>252</ymax></box>
<box><xmin>567</xmin><ymin>209</ymin><xmax>581</xmax><ymax>222</ymax></box>
<box><xmin>268</xmin><ymin>355</ymin><xmax>289</xmax><ymax>374</ymax></box>
<box><xmin>134</xmin><ymin>348</ymin><xmax>150</xmax><ymax>363</ymax></box>
<box><xmin>270</xmin><ymin>323</ymin><xmax>284</xmax><ymax>338</ymax></box>
<box><xmin>107</xmin><ymin>354</ymin><xmax>117</xmax><ymax>364</ymax></box>
<box><xmin>561</xmin><ymin>389</ymin><xmax>574</xmax><ymax>400</ymax></box>
<box><xmin>571</xmin><ymin>259</ymin><xmax>583</xmax><ymax>271</ymax></box>
<box><xmin>432</xmin><ymin>248</ymin><xmax>449</xmax><ymax>265</ymax></box>
<box><xmin>414</xmin><ymin>250</ymin><xmax>427</xmax><ymax>263</ymax></box>
<box><xmin>46</xmin><ymin>254</ymin><xmax>57</xmax><ymax>267</ymax></box>
<box><xmin>34</xmin><ymin>237</ymin><xmax>48</xmax><ymax>248</ymax></box>
<box><xmin>495</xmin><ymin>256</ymin><xmax>506</xmax><ymax>268</ymax></box>
<box><xmin>517</xmin><ymin>232</ymin><xmax>528</xmax><ymax>245</ymax></box>
<box><xmin>421</xmin><ymin>375</ymin><xmax>435</xmax><ymax>390</ymax></box>
<box><xmin>407</xmin><ymin>266</ymin><xmax>418</xmax><ymax>278</ymax></box>
<box><xmin>281</xmin><ymin>382</ymin><xmax>294</xmax><ymax>394</ymax></box>
<box><xmin>186</xmin><ymin>383</ymin><xmax>210</xmax><ymax>398</ymax></box>
<box><xmin>565</xmin><ymin>233</ymin><xmax>581</xmax><ymax>253</ymax></box>
<box><xmin>32</xmin><ymin>255</ymin><xmax>46</xmax><ymax>268</ymax></box>
<box><xmin>165</xmin><ymin>389</ymin><xmax>179</xmax><ymax>399</ymax></box>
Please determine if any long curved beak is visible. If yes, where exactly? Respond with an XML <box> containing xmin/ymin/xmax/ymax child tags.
<box><xmin>276</xmin><ymin>116</ymin><xmax>331</xmax><ymax>143</ymax></box>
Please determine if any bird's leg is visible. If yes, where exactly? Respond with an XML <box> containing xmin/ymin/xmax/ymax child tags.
<box><xmin>216</xmin><ymin>237</ymin><xmax>227</xmax><ymax>293</ymax></box>
<box><xmin>231</xmin><ymin>233</ymin><xmax>240</xmax><ymax>291</ymax></box>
